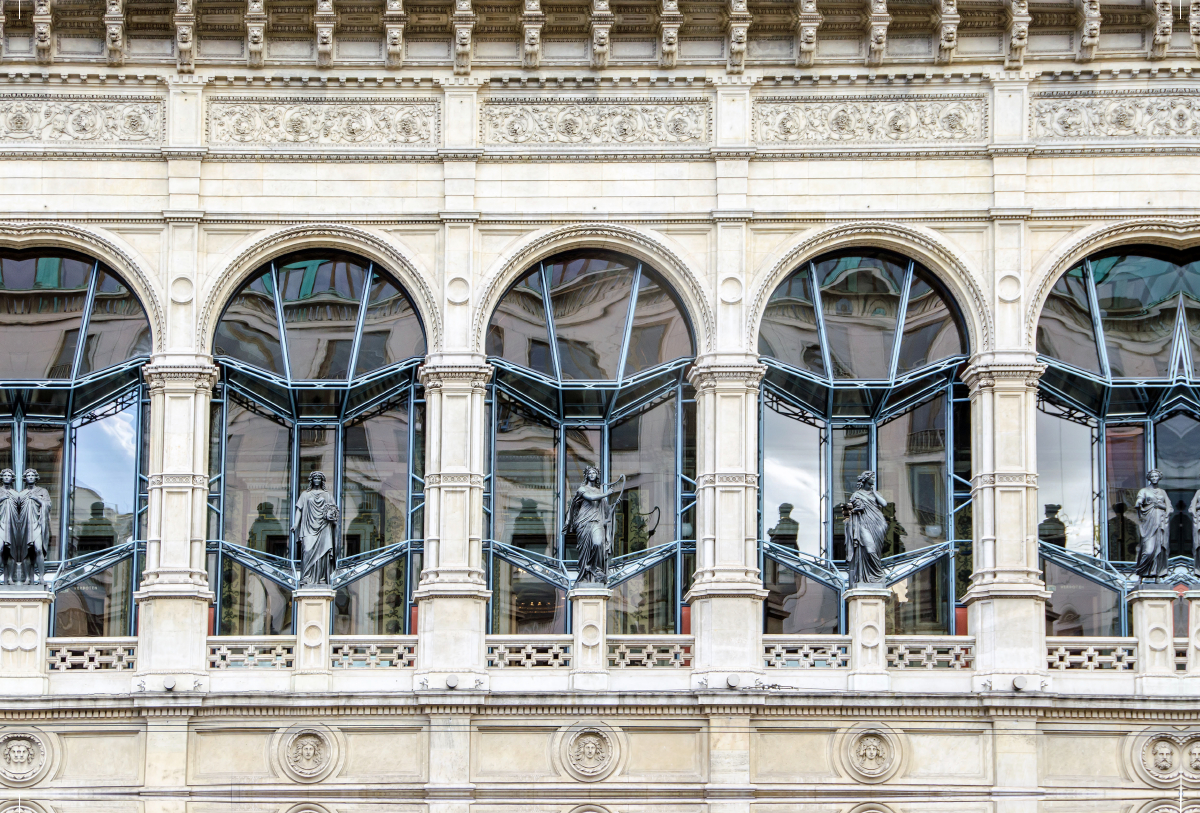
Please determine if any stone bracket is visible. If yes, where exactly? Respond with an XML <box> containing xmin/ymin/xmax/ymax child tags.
<box><xmin>315</xmin><ymin>0</ymin><xmax>336</xmax><ymax>68</ymax></box>
<box><xmin>104</xmin><ymin>0</ymin><xmax>125</xmax><ymax>66</ymax></box>
<box><xmin>174</xmin><ymin>0</ymin><xmax>195</xmax><ymax>73</ymax></box>
<box><xmin>865</xmin><ymin>0</ymin><xmax>890</xmax><ymax>66</ymax></box>
<box><xmin>1075</xmin><ymin>0</ymin><xmax>1100</xmax><ymax>62</ymax></box>
<box><xmin>246</xmin><ymin>0</ymin><xmax>267</xmax><ymax>67</ymax></box>
<box><xmin>727</xmin><ymin>0</ymin><xmax>751</xmax><ymax>74</ymax></box>
<box><xmin>1148</xmin><ymin>0</ymin><xmax>1171</xmax><ymax>59</ymax></box>
<box><xmin>33</xmin><ymin>0</ymin><xmax>52</xmax><ymax>65</ymax></box>
<box><xmin>934</xmin><ymin>0</ymin><xmax>958</xmax><ymax>64</ymax></box>
<box><xmin>795</xmin><ymin>0</ymin><xmax>822</xmax><ymax>67</ymax></box>
<box><xmin>521</xmin><ymin>0</ymin><xmax>544</xmax><ymax>69</ymax></box>
<box><xmin>452</xmin><ymin>0</ymin><xmax>476</xmax><ymax>75</ymax></box>
<box><xmin>660</xmin><ymin>0</ymin><xmax>683</xmax><ymax>67</ymax></box>
<box><xmin>1004</xmin><ymin>0</ymin><xmax>1031</xmax><ymax>68</ymax></box>
<box><xmin>590</xmin><ymin>0</ymin><xmax>614</xmax><ymax>69</ymax></box>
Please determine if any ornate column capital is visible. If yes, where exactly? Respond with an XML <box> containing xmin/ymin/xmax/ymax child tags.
<box><xmin>687</xmin><ymin>361</ymin><xmax>766</xmax><ymax>392</ymax></box>
<box><xmin>143</xmin><ymin>362</ymin><xmax>220</xmax><ymax>392</ymax></box>
<box><xmin>418</xmin><ymin>362</ymin><xmax>493</xmax><ymax>392</ymax></box>
<box><xmin>960</xmin><ymin>361</ymin><xmax>1045</xmax><ymax>393</ymax></box>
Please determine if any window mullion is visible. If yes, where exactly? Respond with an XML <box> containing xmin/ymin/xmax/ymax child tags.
<box><xmin>888</xmin><ymin>261</ymin><xmax>915</xmax><ymax>384</ymax></box>
<box><xmin>71</xmin><ymin>261</ymin><xmax>100</xmax><ymax>381</ymax></box>
<box><xmin>615</xmin><ymin>263</ymin><xmax>642</xmax><ymax>383</ymax></box>
<box><xmin>271</xmin><ymin>262</ymin><xmax>294</xmax><ymax>383</ymax></box>
<box><xmin>345</xmin><ymin>262</ymin><xmax>375</xmax><ymax>387</ymax></box>
<box><xmin>808</xmin><ymin>262</ymin><xmax>834</xmax><ymax>385</ymax></box>
<box><xmin>1083</xmin><ymin>258</ymin><xmax>1111</xmax><ymax>381</ymax></box>
<box><xmin>540</xmin><ymin>263</ymin><xmax>562</xmax><ymax>381</ymax></box>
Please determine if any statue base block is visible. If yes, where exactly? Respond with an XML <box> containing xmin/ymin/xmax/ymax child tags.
<box><xmin>293</xmin><ymin>585</ymin><xmax>335</xmax><ymax>692</ymax></box>
<box><xmin>0</xmin><ymin>589</ymin><xmax>52</xmax><ymax>695</ymax></box>
<box><xmin>845</xmin><ymin>586</ymin><xmax>891</xmax><ymax>692</ymax></box>
<box><xmin>569</xmin><ymin>585</ymin><xmax>610</xmax><ymax>691</ymax></box>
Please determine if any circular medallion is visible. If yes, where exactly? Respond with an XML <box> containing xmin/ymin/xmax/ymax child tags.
<box><xmin>997</xmin><ymin>274</ymin><xmax>1022</xmax><ymax>303</ymax></box>
<box><xmin>1128</xmin><ymin>729</ymin><xmax>1200</xmax><ymax>788</ymax></box>
<box><xmin>273</xmin><ymin>724</ymin><xmax>341</xmax><ymax>784</ymax></box>
<box><xmin>555</xmin><ymin>722</ymin><xmax>624</xmax><ymax>782</ymax></box>
<box><xmin>0</xmin><ymin>731</ymin><xmax>51</xmax><ymax>788</ymax></box>
<box><xmin>838</xmin><ymin>724</ymin><xmax>904</xmax><ymax>784</ymax></box>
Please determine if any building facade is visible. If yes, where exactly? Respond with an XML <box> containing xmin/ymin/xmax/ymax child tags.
<box><xmin>0</xmin><ymin>2</ymin><xmax>1199</xmax><ymax>810</ymax></box>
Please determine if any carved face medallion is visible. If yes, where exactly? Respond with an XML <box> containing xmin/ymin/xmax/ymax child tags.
<box><xmin>568</xmin><ymin>730</ymin><xmax>612</xmax><ymax>775</ymax></box>
<box><xmin>0</xmin><ymin>733</ymin><xmax>47</xmax><ymax>786</ymax></box>
<box><xmin>854</xmin><ymin>735</ymin><xmax>889</xmax><ymax>774</ymax></box>
<box><xmin>286</xmin><ymin>732</ymin><xmax>329</xmax><ymax>778</ymax></box>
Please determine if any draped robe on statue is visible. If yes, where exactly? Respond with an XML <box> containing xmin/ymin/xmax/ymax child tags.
<box><xmin>567</xmin><ymin>484</ymin><xmax>612</xmax><ymax>584</ymax></box>
<box><xmin>846</xmin><ymin>487</ymin><xmax>888</xmax><ymax>586</ymax></box>
<box><xmin>0</xmin><ymin>485</ymin><xmax>20</xmax><ymax>578</ymax></box>
<box><xmin>1134</xmin><ymin>485</ymin><xmax>1171</xmax><ymax>579</ymax></box>
<box><xmin>19</xmin><ymin>486</ymin><xmax>51</xmax><ymax>560</ymax></box>
<box><xmin>295</xmin><ymin>489</ymin><xmax>337</xmax><ymax>585</ymax></box>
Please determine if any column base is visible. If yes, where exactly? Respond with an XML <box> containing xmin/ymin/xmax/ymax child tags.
<box><xmin>134</xmin><ymin>585</ymin><xmax>214</xmax><ymax>693</ymax></box>
<box><xmin>686</xmin><ymin>585</ymin><xmax>768</xmax><ymax>689</ymax></box>
<box><xmin>845</xmin><ymin>586</ymin><xmax>891</xmax><ymax>691</ymax></box>
<box><xmin>965</xmin><ymin>582</ymin><xmax>1049</xmax><ymax>689</ymax></box>
<box><xmin>414</xmin><ymin>583</ymin><xmax>491</xmax><ymax>692</ymax></box>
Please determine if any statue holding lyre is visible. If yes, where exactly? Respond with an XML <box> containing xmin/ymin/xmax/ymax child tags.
<box><xmin>566</xmin><ymin>466</ymin><xmax>625</xmax><ymax>585</ymax></box>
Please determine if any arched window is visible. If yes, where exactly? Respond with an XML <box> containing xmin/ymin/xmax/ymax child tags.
<box><xmin>485</xmin><ymin>250</ymin><xmax>696</xmax><ymax>634</ymax></box>
<box><xmin>1035</xmin><ymin>245</ymin><xmax>1200</xmax><ymax>637</ymax></box>
<box><xmin>210</xmin><ymin>250</ymin><xmax>426</xmax><ymax>636</ymax></box>
<box><xmin>0</xmin><ymin>249</ymin><xmax>152</xmax><ymax>636</ymax></box>
<box><xmin>757</xmin><ymin>248</ymin><xmax>970</xmax><ymax>636</ymax></box>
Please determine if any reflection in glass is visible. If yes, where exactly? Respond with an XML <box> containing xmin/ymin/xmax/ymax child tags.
<box><xmin>78</xmin><ymin>269</ymin><xmax>151</xmax><ymax>375</ymax></box>
<box><xmin>561</xmin><ymin>426</ymin><xmax>602</xmax><ymax>559</ymax></box>
<box><xmin>1155</xmin><ymin>413</ymin><xmax>1199</xmax><ymax>558</ymax></box>
<box><xmin>279</xmin><ymin>255</ymin><xmax>366</xmax><ymax>379</ymax></box>
<box><xmin>762</xmin><ymin>559</ymin><xmax>839</xmax><ymax>634</ymax></box>
<box><xmin>877</xmin><ymin>396</ymin><xmax>947</xmax><ymax>553</ymax></box>
<box><xmin>224</xmin><ymin>402</ymin><xmax>291</xmax><ymax>558</ymax></box>
<box><xmin>70</xmin><ymin>402</ymin><xmax>137</xmax><ymax>557</ymax></box>
<box><xmin>493</xmin><ymin>398</ymin><xmax>556</xmax><ymax>555</ymax></box>
<box><xmin>1091</xmin><ymin>253</ymin><xmax>1182</xmax><ymax>378</ymax></box>
<box><xmin>625</xmin><ymin>271</ymin><xmax>692</xmax><ymax>376</ymax></box>
<box><xmin>334</xmin><ymin>559</ymin><xmax>406</xmax><ymax>634</ymax></box>
<box><xmin>355</xmin><ymin>276</ymin><xmax>426</xmax><ymax>376</ymax></box>
<box><xmin>1186</xmin><ymin>297</ymin><xmax>1200</xmax><ymax>379</ymax></box>
<box><xmin>491</xmin><ymin>557</ymin><xmax>567</xmax><ymax>634</ymax></box>
<box><xmin>297</xmin><ymin>426</ymin><xmax>336</xmax><ymax>490</ymax></box>
<box><xmin>897</xmin><ymin>273</ymin><xmax>963</xmax><ymax>374</ymax></box>
<box><xmin>609</xmin><ymin>558</ymin><xmax>675</xmax><ymax>634</ymax></box>
<box><xmin>343</xmin><ymin>409</ymin><xmax>409</xmax><ymax>557</ymax></box>
<box><xmin>831</xmin><ymin>425</ymin><xmax>870</xmax><ymax>560</ymax></box>
<box><xmin>1036</xmin><ymin>407</ymin><xmax>1098</xmax><ymax>555</ymax></box>
<box><xmin>1105</xmin><ymin>424</ymin><xmax>1145</xmax><ymax>562</ymax></box>
<box><xmin>0</xmin><ymin>425</ymin><xmax>13</xmax><ymax>475</ymax></box>
<box><xmin>1043</xmin><ymin>559</ymin><xmax>1120</xmax><ymax>636</ymax></box>
<box><xmin>761</xmin><ymin>405</ymin><xmax>822</xmax><ymax>556</ymax></box>
<box><xmin>886</xmin><ymin>560</ymin><xmax>949</xmax><ymax>634</ymax></box>
<box><xmin>547</xmin><ymin>253</ymin><xmax>635</xmax><ymax>379</ymax></box>
<box><xmin>53</xmin><ymin>559</ymin><xmax>132</xmax><ymax>636</ymax></box>
<box><xmin>758</xmin><ymin>269</ymin><xmax>825</xmax><ymax>376</ymax></box>
<box><xmin>25</xmin><ymin>424</ymin><xmax>64</xmax><ymax>560</ymax></box>
<box><xmin>486</xmin><ymin>270</ymin><xmax>553</xmax><ymax>376</ymax></box>
<box><xmin>219</xmin><ymin>558</ymin><xmax>293</xmax><ymax>635</ymax></box>
<box><xmin>1036</xmin><ymin>265</ymin><xmax>1103</xmax><ymax>375</ymax></box>
<box><xmin>0</xmin><ymin>252</ymin><xmax>91</xmax><ymax>380</ymax></box>
<box><xmin>610</xmin><ymin>398</ymin><xmax>676</xmax><ymax>556</ymax></box>
<box><xmin>213</xmin><ymin>270</ymin><xmax>284</xmax><ymax>375</ymax></box>
<box><xmin>816</xmin><ymin>254</ymin><xmax>905</xmax><ymax>379</ymax></box>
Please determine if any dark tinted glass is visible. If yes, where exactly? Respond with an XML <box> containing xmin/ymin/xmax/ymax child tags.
<box><xmin>610</xmin><ymin>397</ymin><xmax>676</xmax><ymax>555</ymax></box>
<box><xmin>1184</xmin><ymin>295</ymin><xmax>1200</xmax><ymax>379</ymax></box>
<box><xmin>1036</xmin><ymin>406</ymin><xmax>1098</xmax><ymax>554</ymax></box>
<box><xmin>1043</xmin><ymin>558</ymin><xmax>1120</xmax><ymax>636</ymax></box>
<box><xmin>355</xmin><ymin>273</ymin><xmax>425</xmax><ymax>376</ymax></box>
<box><xmin>69</xmin><ymin>401</ymin><xmax>137</xmax><ymax>558</ymax></box>
<box><xmin>213</xmin><ymin>270</ymin><xmax>284</xmax><ymax>375</ymax></box>
<box><xmin>897</xmin><ymin>271</ymin><xmax>964</xmax><ymax>373</ymax></box>
<box><xmin>831</xmin><ymin>425</ymin><xmax>870</xmax><ymax>560</ymax></box>
<box><xmin>218</xmin><ymin>557</ymin><xmax>294</xmax><ymax>635</ymax></box>
<box><xmin>816</xmin><ymin>253</ymin><xmax>905</xmax><ymax>379</ymax></box>
<box><xmin>758</xmin><ymin>268</ymin><xmax>825</xmax><ymax>376</ymax></box>
<box><xmin>25</xmin><ymin>423</ymin><xmax>64</xmax><ymax>561</ymax></box>
<box><xmin>877</xmin><ymin>396</ymin><xmax>947</xmax><ymax>554</ymax></box>
<box><xmin>624</xmin><ymin>270</ymin><xmax>693</xmax><ymax>376</ymax></box>
<box><xmin>762</xmin><ymin>558</ymin><xmax>840</xmax><ymax>634</ymax></box>
<box><xmin>492</xmin><ymin>396</ymin><xmax>556</xmax><ymax>556</ymax></box>
<box><xmin>79</xmin><ymin>269</ymin><xmax>151</xmax><ymax>375</ymax></box>
<box><xmin>0</xmin><ymin>252</ymin><xmax>91</xmax><ymax>379</ymax></box>
<box><xmin>486</xmin><ymin>269</ymin><xmax>553</xmax><ymax>376</ymax></box>
<box><xmin>491</xmin><ymin>556</ymin><xmax>567</xmax><ymax>634</ymax></box>
<box><xmin>608</xmin><ymin>557</ymin><xmax>675</xmax><ymax>634</ymax></box>
<box><xmin>224</xmin><ymin>401</ymin><xmax>291</xmax><ymax>557</ymax></box>
<box><xmin>334</xmin><ymin>559</ymin><xmax>407</xmax><ymax>634</ymax></box>
<box><xmin>547</xmin><ymin>252</ymin><xmax>636</xmax><ymax>380</ymax></box>
<box><xmin>53</xmin><ymin>558</ymin><xmax>133</xmax><ymax>636</ymax></box>
<box><xmin>886</xmin><ymin>559</ymin><xmax>949</xmax><ymax>634</ymax></box>
<box><xmin>342</xmin><ymin>408</ymin><xmax>409</xmax><ymax>557</ymax></box>
<box><xmin>1091</xmin><ymin>254</ymin><xmax>1182</xmax><ymax>378</ymax></box>
<box><xmin>562</xmin><ymin>426</ymin><xmax>602</xmax><ymax>559</ymax></box>
<box><xmin>1105</xmin><ymin>424</ymin><xmax>1145</xmax><ymax>562</ymax></box>
<box><xmin>278</xmin><ymin>255</ymin><xmax>366</xmax><ymax>380</ymax></box>
<box><xmin>1037</xmin><ymin>265</ymin><xmax>1102</xmax><ymax>375</ymax></box>
<box><xmin>298</xmin><ymin>426</ymin><xmax>336</xmax><ymax>487</ymax></box>
<box><xmin>1155</xmin><ymin>413</ymin><xmax>1200</xmax><ymax>558</ymax></box>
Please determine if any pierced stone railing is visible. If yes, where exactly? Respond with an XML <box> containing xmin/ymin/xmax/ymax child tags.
<box><xmin>46</xmin><ymin>638</ymin><xmax>137</xmax><ymax>671</ymax></box>
<box><xmin>486</xmin><ymin>635</ymin><xmax>572</xmax><ymax>668</ymax></box>
<box><xmin>1176</xmin><ymin>638</ymin><xmax>1189</xmax><ymax>672</ymax></box>
<box><xmin>762</xmin><ymin>635</ymin><xmax>851</xmax><ymax>669</ymax></box>
<box><xmin>1046</xmin><ymin>637</ymin><xmax>1137</xmax><ymax>671</ymax></box>
<box><xmin>887</xmin><ymin>636</ymin><xmax>975</xmax><ymax>669</ymax></box>
<box><xmin>207</xmin><ymin>636</ymin><xmax>296</xmax><ymax>669</ymax></box>
<box><xmin>330</xmin><ymin>636</ymin><xmax>417</xmax><ymax>669</ymax></box>
<box><xmin>607</xmin><ymin>635</ymin><xmax>694</xmax><ymax>668</ymax></box>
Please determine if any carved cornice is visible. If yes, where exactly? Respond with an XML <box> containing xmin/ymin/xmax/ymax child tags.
<box><xmin>418</xmin><ymin>363</ymin><xmax>493</xmax><ymax>390</ymax></box>
<box><xmin>696</xmin><ymin>472</ymin><xmax>759</xmax><ymax>487</ymax></box>
<box><xmin>147</xmin><ymin>473</ymin><xmax>211</xmax><ymax>487</ymax></box>
<box><xmin>687</xmin><ymin>363</ymin><xmax>766</xmax><ymax>390</ymax></box>
<box><xmin>960</xmin><ymin>361</ymin><xmax>1045</xmax><ymax>391</ymax></box>
<box><xmin>424</xmin><ymin>473</ymin><xmax>485</xmax><ymax>487</ymax></box>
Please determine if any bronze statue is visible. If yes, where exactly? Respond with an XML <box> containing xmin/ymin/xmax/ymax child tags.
<box><xmin>0</xmin><ymin>469</ymin><xmax>22</xmax><ymax>585</ymax></box>
<box><xmin>1133</xmin><ymin>469</ymin><xmax>1171</xmax><ymax>581</ymax></box>
<box><xmin>1190</xmin><ymin>488</ymin><xmax>1200</xmax><ymax>576</ymax></box>
<box><xmin>565</xmin><ymin>466</ymin><xmax>624</xmax><ymax>585</ymax></box>
<box><xmin>844</xmin><ymin>470</ymin><xmax>887</xmax><ymax>587</ymax></box>
<box><xmin>293</xmin><ymin>471</ymin><xmax>338</xmax><ymax>586</ymax></box>
<box><xmin>11</xmin><ymin>469</ymin><xmax>50</xmax><ymax>586</ymax></box>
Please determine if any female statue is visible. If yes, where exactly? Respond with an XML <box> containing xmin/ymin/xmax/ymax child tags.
<box><xmin>293</xmin><ymin>471</ymin><xmax>339</xmax><ymax>585</ymax></box>
<box><xmin>0</xmin><ymin>469</ymin><xmax>20</xmax><ymax>584</ymax></box>
<box><xmin>1133</xmin><ymin>469</ymin><xmax>1171</xmax><ymax>581</ymax></box>
<box><xmin>844</xmin><ymin>470</ymin><xmax>887</xmax><ymax>586</ymax></box>
<box><xmin>565</xmin><ymin>466</ymin><xmax>624</xmax><ymax>585</ymax></box>
<box><xmin>15</xmin><ymin>469</ymin><xmax>50</xmax><ymax>585</ymax></box>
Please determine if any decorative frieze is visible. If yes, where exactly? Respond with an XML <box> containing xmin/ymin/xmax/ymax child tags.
<box><xmin>480</xmin><ymin>97</ymin><xmax>710</xmax><ymax>147</ymax></box>
<box><xmin>206</xmin><ymin>97</ymin><xmax>438</xmax><ymax>147</ymax></box>
<box><xmin>1032</xmin><ymin>90</ymin><xmax>1200</xmax><ymax>139</ymax></box>
<box><xmin>0</xmin><ymin>95</ymin><xmax>164</xmax><ymax>144</ymax></box>
<box><xmin>753</xmin><ymin>94</ymin><xmax>987</xmax><ymax>145</ymax></box>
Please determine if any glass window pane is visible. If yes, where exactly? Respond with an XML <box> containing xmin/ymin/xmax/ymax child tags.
<box><xmin>763</xmin><ymin>558</ymin><xmax>839</xmax><ymax>634</ymax></box>
<box><xmin>897</xmin><ymin>271</ymin><xmax>964</xmax><ymax>374</ymax></box>
<box><xmin>547</xmin><ymin>252</ymin><xmax>636</xmax><ymax>380</ymax></box>
<box><xmin>355</xmin><ymin>273</ymin><xmax>426</xmax><ymax>377</ymax></box>
<box><xmin>815</xmin><ymin>253</ymin><xmax>906</xmax><ymax>380</ymax></box>
<box><xmin>1105</xmin><ymin>424</ymin><xmax>1145</xmax><ymax>562</ymax></box>
<box><xmin>490</xmin><ymin>557</ymin><xmax>567</xmax><ymax>634</ymax></box>
<box><xmin>762</xmin><ymin>404</ymin><xmax>822</xmax><ymax>557</ymax></box>
<box><xmin>562</xmin><ymin>426</ymin><xmax>602</xmax><ymax>560</ymax></box>
<box><xmin>492</xmin><ymin>397</ymin><xmax>556</xmax><ymax>556</ymax></box>
<box><xmin>25</xmin><ymin>423</ymin><xmax>64</xmax><ymax>562</ymax></box>
<box><xmin>758</xmin><ymin>268</ymin><xmax>825</xmax><ymax>376</ymax></box>
<box><xmin>886</xmin><ymin>559</ymin><xmax>949</xmax><ymax>634</ymax></box>
<box><xmin>0</xmin><ymin>424</ymin><xmax>13</xmax><ymax>473</ymax></box>
<box><xmin>1043</xmin><ymin>559</ymin><xmax>1120</xmax><ymax>636</ymax></box>
<box><xmin>624</xmin><ymin>270</ymin><xmax>693</xmax><ymax>377</ymax></box>
<box><xmin>1155</xmin><ymin>413</ymin><xmax>1200</xmax><ymax>559</ymax></box>
<box><xmin>278</xmin><ymin>256</ymin><xmax>366</xmax><ymax>380</ymax></box>
<box><xmin>224</xmin><ymin>401</ymin><xmax>291</xmax><ymax>558</ymax></box>
<box><xmin>486</xmin><ymin>270</ymin><xmax>553</xmax><ymax>377</ymax></box>
<box><xmin>608</xmin><ymin>558</ymin><xmax>675</xmax><ymax>634</ymax></box>
<box><xmin>69</xmin><ymin>401</ymin><xmax>137</xmax><ymax>558</ymax></box>
<box><xmin>1036</xmin><ymin>407</ymin><xmax>1098</xmax><ymax>555</ymax></box>
<box><xmin>78</xmin><ymin>269</ymin><xmax>151</xmax><ymax>375</ymax></box>
<box><xmin>334</xmin><ymin>559</ymin><xmax>407</xmax><ymax>634</ymax></box>
<box><xmin>610</xmin><ymin>398</ymin><xmax>676</xmax><ymax>555</ymax></box>
<box><xmin>343</xmin><ymin>408</ymin><xmax>409</xmax><ymax>558</ymax></box>
<box><xmin>53</xmin><ymin>558</ymin><xmax>132</xmax><ymax>636</ymax></box>
<box><xmin>1091</xmin><ymin>254</ymin><xmax>1182</xmax><ymax>378</ymax></box>
<box><xmin>681</xmin><ymin>390</ymin><xmax>696</xmax><ymax>485</ymax></box>
<box><xmin>831</xmin><ymin>425</ymin><xmax>870</xmax><ymax>560</ymax></box>
<box><xmin>218</xmin><ymin>557</ymin><xmax>294</xmax><ymax>635</ymax></box>
<box><xmin>1036</xmin><ymin>265</ymin><xmax>1103</xmax><ymax>375</ymax></box>
<box><xmin>213</xmin><ymin>270</ymin><xmax>285</xmax><ymax>375</ymax></box>
<box><xmin>1185</xmin><ymin>296</ymin><xmax>1200</xmax><ymax>379</ymax></box>
<box><xmin>877</xmin><ymin>396</ymin><xmax>947</xmax><ymax>554</ymax></box>
<box><xmin>297</xmin><ymin>426</ymin><xmax>336</xmax><ymax>492</ymax></box>
<box><xmin>0</xmin><ymin>252</ymin><xmax>91</xmax><ymax>379</ymax></box>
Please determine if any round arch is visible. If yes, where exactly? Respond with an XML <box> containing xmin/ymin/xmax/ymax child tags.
<box><xmin>0</xmin><ymin>221</ymin><xmax>166</xmax><ymax>353</ymax></box>
<box><xmin>197</xmin><ymin>224</ymin><xmax>441</xmax><ymax>354</ymax></box>
<box><xmin>746</xmin><ymin>221</ymin><xmax>991</xmax><ymax>356</ymax></box>
<box><xmin>474</xmin><ymin>223</ymin><xmax>714</xmax><ymax>355</ymax></box>
<box><xmin>1026</xmin><ymin>217</ymin><xmax>1200</xmax><ymax>348</ymax></box>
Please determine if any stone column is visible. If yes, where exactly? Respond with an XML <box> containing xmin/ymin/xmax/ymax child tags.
<box><xmin>414</xmin><ymin>361</ymin><xmax>492</xmax><ymax>692</ymax></box>
<box><xmin>135</xmin><ymin>362</ymin><xmax>218</xmax><ymax>694</ymax></box>
<box><xmin>845</xmin><ymin>586</ymin><xmax>891</xmax><ymax>691</ymax></box>
<box><xmin>0</xmin><ymin>591</ymin><xmax>52</xmax><ymax>694</ymax></box>
<box><xmin>293</xmin><ymin>586</ymin><xmax>335</xmax><ymax>692</ymax></box>
<box><xmin>686</xmin><ymin>361</ymin><xmax>767</xmax><ymax>689</ymax></box>
<box><xmin>569</xmin><ymin>586</ymin><xmax>610</xmax><ymax>691</ymax></box>
<box><xmin>961</xmin><ymin>360</ymin><xmax>1050</xmax><ymax>692</ymax></box>
<box><xmin>1129</xmin><ymin>587</ymin><xmax>1178</xmax><ymax>694</ymax></box>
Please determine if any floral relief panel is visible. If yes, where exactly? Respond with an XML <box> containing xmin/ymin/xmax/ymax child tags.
<box><xmin>1032</xmin><ymin>90</ymin><xmax>1200</xmax><ymax>139</ymax></box>
<box><xmin>480</xmin><ymin>97</ymin><xmax>711</xmax><ymax>146</ymax></box>
<box><xmin>0</xmin><ymin>95</ymin><xmax>163</xmax><ymax>144</ymax></box>
<box><xmin>206</xmin><ymin>96</ymin><xmax>439</xmax><ymax>147</ymax></box>
<box><xmin>753</xmin><ymin>94</ymin><xmax>987</xmax><ymax>144</ymax></box>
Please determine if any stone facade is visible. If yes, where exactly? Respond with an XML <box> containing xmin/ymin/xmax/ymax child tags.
<box><xmin>1</xmin><ymin>3</ymin><xmax>1200</xmax><ymax>810</ymax></box>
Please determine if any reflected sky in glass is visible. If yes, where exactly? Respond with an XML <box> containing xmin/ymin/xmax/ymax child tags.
<box><xmin>761</xmin><ymin>406</ymin><xmax>821</xmax><ymax>556</ymax></box>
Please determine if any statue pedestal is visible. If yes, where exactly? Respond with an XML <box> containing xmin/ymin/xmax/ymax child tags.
<box><xmin>569</xmin><ymin>585</ymin><xmax>610</xmax><ymax>691</ymax></box>
<box><xmin>1185</xmin><ymin>590</ymin><xmax>1200</xmax><ymax>680</ymax></box>
<box><xmin>1129</xmin><ymin>586</ymin><xmax>1178</xmax><ymax>695</ymax></box>
<box><xmin>0</xmin><ymin>589</ymin><xmax>52</xmax><ymax>695</ymax></box>
<box><xmin>293</xmin><ymin>585</ymin><xmax>335</xmax><ymax>692</ymax></box>
<box><xmin>845</xmin><ymin>586</ymin><xmax>891</xmax><ymax>692</ymax></box>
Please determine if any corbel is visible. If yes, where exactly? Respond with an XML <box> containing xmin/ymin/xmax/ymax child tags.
<box><xmin>1003</xmin><ymin>0</ymin><xmax>1030</xmax><ymax>68</ymax></box>
<box><xmin>726</xmin><ymin>0</ymin><xmax>751</xmax><ymax>73</ymax></box>
<box><xmin>246</xmin><ymin>0</ymin><xmax>267</xmax><ymax>67</ymax></box>
<box><xmin>865</xmin><ymin>0</ymin><xmax>889</xmax><ymax>66</ymax></box>
<box><xmin>659</xmin><ymin>0</ymin><xmax>682</xmax><ymax>67</ymax></box>
<box><xmin>1075</xmin><ymin>0</ymin><xmax>1099</xmax><ymax>61</ymax></box>
<box><xmin>933</xmin><ymin>0</ymin><xmax>958</xmax><ymax>64</ymax></box>
<box><xmin>590</xmin><ymin>0</ymin><xmax>613</xmax><ymax>69</ymax></box>
<box><xmin>521</xmin><ymin>0</ymin><xmax>543</xmax><ymax>68</ymax></box>
<box><xmin>795</xmin><ymin>0</ymin><xmax>822</xmax><ymax>67</ymax></box>
<box><xmin>452</xmin><ymin>0</ymin><xmax>474</xmax><ymax>74</ymax></box>
<box><xmin>1148</xmin><ymin>0</ymin><xmax>1171</xmax><ymax>58</ymax></box>
<box><xmin>384</xmin><ymin>0</ymin><xmax>407</xmax><ymax>67</ymax></box>
<box><xmin>33</xmin><ymin>0</ymin><xmax>52</xmax><ymax>65</ymax></box>
<box><xmin>1192</xmin><ymin>0</ymin><xmax>1200</xmax><ymax>57</ymax></box>
<box><xmin>315</xmin><ymin>0</ymin><xmax>336</xmax><ymax>67</ymax></box>
<box><xmin>104</xmin><ymin>0</ymin><xmax>124</xmax><ymax>65</ymax></box>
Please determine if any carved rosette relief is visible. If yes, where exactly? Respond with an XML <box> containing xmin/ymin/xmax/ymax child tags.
<box><xmin>1130</xmin><ymin>730</ymin><xmax>1200</xmax><ymax>788</ymax></box>
<box><xmin>0</xmin><ymin>730</ymin><xmax>52</xmax><ymax>788</ymax></box>
<box><xmin>272</xmin><ymin>724</ymin><xmax>342</xmax><ymax>783</ymax></box>
<box><xmin>481</xmin><ymin>98</ymin><xmax>710</xmax><ymax>147</ymax></box>
<box><xmin>0</xmin><ymin>96</ymin><xmax>163</xmax><ymax>145</ymax></box>
<box><xmin>553</xmin><ymin>722</ymin><xmax>625</xmax><ymax>782</ymax></box>
<box><xmin>753</xmin><ymin>95</ymin><xmax>986</xmax><ymax>145</ymax></box>
<box><xmin>207</xmin><ymin>97</ymin><xmax>439</xmax><ymax>148</ymax></box>
<box><xmin>1032</xmin><ymin>91</ymin><xmax>1200</xmax><ymax>139</ymax></box>
<box><xmin>837</xmin><ymin>724</ymin><xmax>905</xmax><ymax>784</ymax></box>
